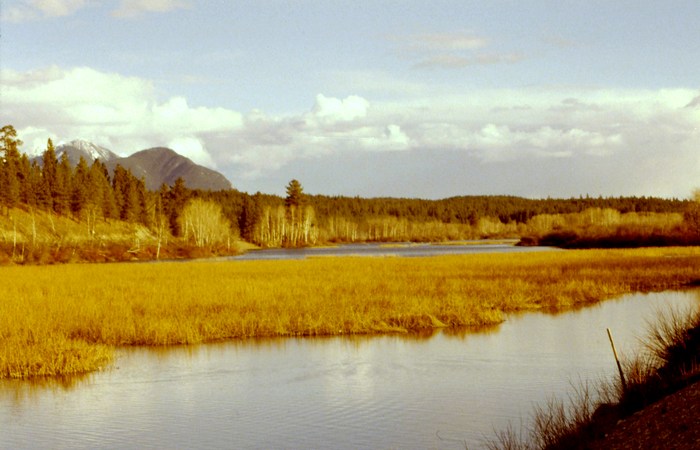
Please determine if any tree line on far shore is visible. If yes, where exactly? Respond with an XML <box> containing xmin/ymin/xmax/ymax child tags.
<box><xmin>1</xmin><ymin>124</ymin><xmax>699</xmax><ymax>257</ymax></box>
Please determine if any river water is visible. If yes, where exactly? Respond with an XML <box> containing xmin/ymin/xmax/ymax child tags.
<box><xmin>227</xmin><ymin>241</ymin><xmax>552</xmax><ymax>260</ymax></box>
<box><xmin>2</xmin><ymin>288</ymin><xmax>698</xmax><ymax>449</ymax></box>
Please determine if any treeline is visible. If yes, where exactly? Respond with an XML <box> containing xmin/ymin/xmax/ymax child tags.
<box><xmin>195</xmin><ymin>190</ymin><xmax>695</xmax><ymax>247</ymax></box>
<box><xmin>2</xmin><ymin>124</ymin><xmax>698</xmax><ymax>253</ymax></box>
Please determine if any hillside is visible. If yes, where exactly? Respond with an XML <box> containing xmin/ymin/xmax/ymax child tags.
<box><xmin>105</xmin><ymin>147</ymin><xmax>232</xmax><ymax>191</ymax></box>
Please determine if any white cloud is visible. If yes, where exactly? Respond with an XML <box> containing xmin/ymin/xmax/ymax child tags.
<box><xmin>167</xmin><ymin>136</ymin><xmax>214</xmax><ymax>167</ymax></box>
<box><xmin>393</xmin><ymin>31</ymin><xmax>489</xmax><ymax>52</ymax></box>
<box><xmin>309</xmin><ymin>94</ymin><xmax>370</xmax><ymax>124</ymax></box>
<box><xmin>390</xmin><ymin>30</ymin><xmax>525</xmax><ymax>70</ymax></box>
<box><xmin>2</xmin><ymin>65</ymin><xmax>698</xmax><ymax>197</ymax></box>
<box><xmin>1</xmin><ymin>0</ymin><xmax>190</xmax><ymax>21</ymax></box>
<box><xmin>1</xmin><ymin>66</ymin><xmax>242</xmax><ymax>167</ymax></box>
<box><xmin>111</xmin><ymin>0</ymin><xmax>190</xmax><ymax>18</ymax></box>
<box><xmin>1</xmin><ymin>0</ymin><xmax>91</xmax><ymax>22</ymax></box>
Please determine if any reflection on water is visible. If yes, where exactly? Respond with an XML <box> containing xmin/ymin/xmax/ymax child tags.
<box><xmin>227</xmin><ymin>241</ymin><xmax>556</xmax><ymax>260</ymax></box>
<box><xmin>1</xmin><ymin>290</ymin><xmax>698</xmax><ymax>449</ymax></box>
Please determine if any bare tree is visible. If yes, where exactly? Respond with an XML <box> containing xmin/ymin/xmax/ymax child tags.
<box><xmin>178</xmin><ymin>198</ymin><xmax>231</xmax><ymax>247</ymax></box>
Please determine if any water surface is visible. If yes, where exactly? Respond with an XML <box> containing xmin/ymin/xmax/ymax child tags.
<box><xmin>228</xmin><ymin>241</ymin><xmax>554</xmax><ymax>260</ymax></box>
<box><xmin>2</xmin><ymin>290</ymin><xmax>698</xmax><ymax>449</ymax></box>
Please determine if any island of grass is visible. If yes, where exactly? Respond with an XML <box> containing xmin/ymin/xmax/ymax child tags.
<box><xmin>2</xmin><ymin>247</ymin><xmax>700</xmax><ymax>379</ymax></box>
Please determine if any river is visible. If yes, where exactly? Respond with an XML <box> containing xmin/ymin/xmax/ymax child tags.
<box><xmin>226</xmin><ymin>241</ymin><xmax>554</xmax><ymax>260</ymax></box>
<box><xmin>2</xmin><ymin>288</ymin><xmax>698</xmax><ymax>449</ymax></box>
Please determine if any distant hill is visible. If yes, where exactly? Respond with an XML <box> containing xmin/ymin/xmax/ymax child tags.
<box><xmin>105</xmin><ymin>147</ymin><xmax>232</xmax><ymax>191</ymax></box>
<box><xmin>49</xmin><ymin>141</ymin><xmax>232</xmax><ymax>191</ymax></box>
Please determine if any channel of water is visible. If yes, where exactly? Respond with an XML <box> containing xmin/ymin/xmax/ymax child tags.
<box><xmin>2</xmin><ymin>289</ymin><xmax>698</xmax><ymax>449</ymax></box>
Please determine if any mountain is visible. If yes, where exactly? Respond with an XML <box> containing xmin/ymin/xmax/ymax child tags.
<box><xmin>42</xmin><ymin>140</ymin><xmax>232</xmax><ymax>191</ymax></box>
<box><xmin>105</xmin><ymin>147</ymin><xmax>233</xmax><ymax>191</ymax></box>
<box><xmin>55</xmin><ymin>139</ymin><xmax>119</xmax><ymax>165</ymax></box>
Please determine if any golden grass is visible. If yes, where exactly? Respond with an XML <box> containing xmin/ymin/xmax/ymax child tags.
<box><xmin>2</xmin><ymin>247</ymin><xmax>700</xmax><ymax>379</ymax></box>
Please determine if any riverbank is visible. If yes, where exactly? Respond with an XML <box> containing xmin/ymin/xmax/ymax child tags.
<box><xmin>592</xmin><ymin>380</ymin><xmax>700</xmax><ymax>449</ymax></box>
<box><xmin>488</xmin><ymin>289</ymin><xmax>700</xmax><ymax>450</ymax></box>
<box><xmin>592</xmin><ymin>303</ymin><xmax>700</xmax><ymax>449</ymax></box>
<box><xmin>2</xmin><ymin>247</ymin><xmax>700</xmax><ymax>380</ymax></box>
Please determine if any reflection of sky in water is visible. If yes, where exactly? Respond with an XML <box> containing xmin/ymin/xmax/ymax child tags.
<box><xmin>1</xmin><ymin>290</ymin><xmax>698</xmax><ymax>449</ymax></box>
<box><xmin>228</xmin><ymin>241</ymin><xmax>557</xmax><ymax>260</ymax></box>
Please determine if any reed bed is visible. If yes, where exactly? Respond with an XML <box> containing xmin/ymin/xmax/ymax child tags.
<box><xmin>2</xmin><ymin>247</ymin><xmax>700</xmax><ymax>379</ymax></box>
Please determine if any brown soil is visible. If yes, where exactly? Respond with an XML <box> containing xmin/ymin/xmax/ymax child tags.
<box><xmin>592</xmin><ymin>381</ymin><xmax>700</xmax><ymax>449</ymax></box>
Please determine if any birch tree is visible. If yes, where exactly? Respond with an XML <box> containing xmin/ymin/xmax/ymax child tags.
<box><xmin>178</xmin><ymin>198</ymin><xmax>231</xmax><ymax>247</ymax></box>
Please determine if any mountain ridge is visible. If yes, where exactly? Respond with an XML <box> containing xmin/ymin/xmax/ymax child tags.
<box><xmin>52</xmin><ymin>140</ymin><xmax>232</xmax><ymax>191</ymax></box>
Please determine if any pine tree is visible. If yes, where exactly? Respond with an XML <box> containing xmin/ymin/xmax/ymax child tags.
<box><xmin>285</xmin><ymin>179</ymin><xmax>305</xmax><ymax>208</ymax></box>
<box><xmin>18</xmin><ymin>154</ymin><xmax>35</xmax><ymax>207</ymax></box>
<box><xmin>135</xmin><ymin>176</ymin><xmax>150</xmax><ymax>226</ymax></box>
<box><xmin>112</xmin><ymin>165</ymin><xmax>131</xmax><ymax>221</ymax></box>
<box><xmin>71</xmin><ymin>156</ymin><xmax>90</xmax><ymax>216</ymax></box>
<box><xmin>238</xmin><ymin>194</ymin><xmax>261</xmax><ymax>242</ymax></box>
<box><xmin>90</xmin><ymin>160</ymin><xmax>117</xmax><ymax>219</ymax></box>
<box><xmin>41</xmin><ymin>139</ymin><xmax>58</xmax><ymax>212</ymax></box>
<box><xmin>0</xmin><ymin>125</ymin><xmax>22</xmax><ymax>209</ymax></box>
<box><xmin>53</xmin><ymin>152</ymin><xmax>72</xmax><ymax>214</ymax></box>
<box><xmin>168</xmin><ymin>177</ymin><xmax>190</xmax><ymax>235</ymax></box>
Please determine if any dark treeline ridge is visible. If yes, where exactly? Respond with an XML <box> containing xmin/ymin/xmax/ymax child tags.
<box><xmin>308</xmin><ymin>194</ymin><xmax>688</xmax><ymax>223</ymax></box>
<box><xmin>1</xmin><ymin>124</ymin><xmax>698</xmax><ymax>253</ymax></box>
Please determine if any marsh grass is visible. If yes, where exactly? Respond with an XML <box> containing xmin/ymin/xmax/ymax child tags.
<box><xmin>2</xmin><ymin>247</ymin><xmax>700</xmax><ymax>379</ymax></box>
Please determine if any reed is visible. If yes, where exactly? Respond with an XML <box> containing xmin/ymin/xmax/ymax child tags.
<box><xmin>2</xmin><ymin>247</ymin><xmax>700</xmax><ymax>379</ymax></box>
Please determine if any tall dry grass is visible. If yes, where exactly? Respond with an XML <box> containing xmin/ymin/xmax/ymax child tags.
<box><xmin>2</xmin><ymin>247</ymin><xmax>700</xmax><ymax>379</ymax></box>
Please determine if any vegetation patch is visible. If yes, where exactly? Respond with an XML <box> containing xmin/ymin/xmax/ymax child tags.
<box><xmin>2</xmin><ymin>248</ymin><xmax>700</xmax><ymax>380</ymax></box>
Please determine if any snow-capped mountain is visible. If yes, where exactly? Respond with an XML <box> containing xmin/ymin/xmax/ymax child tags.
<box><xmin>55</xmin><ymin>139</ymin><xmax>119</xmax><ymax>165</ymax></box>
<box><xmin>35</xmin><ymin>139</ymin><xmax>232</xmax><ymax>191</ymax></box>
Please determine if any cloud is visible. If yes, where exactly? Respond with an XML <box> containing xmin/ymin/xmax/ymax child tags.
<box><xmin>2</xmin><ymin>65</ymin><xmax>698</xmax><ymax>197</ymax></box>
<box><xmin>167</xmin><ymin>136</ymin><xmax>213</xmax><ymax>167</ymax></box>
<box><xmin>219</xmin><ymin>95</ymin><xmax>410</xmax><ymax>179</ymax></box>
<box><xmin>1</xmin><ymin>66</ymin><xmax>242</xmax><ymax>167</ymax></box>
<box><xmin>393</xmin><ymin>31</ymin><xmax>489</xmax><ymax>52</ymax></box>
<box><xmin>390</xmin><ymin>30</ymin><xmax>524</xmax><ymax>70</ymax></box>
<box><xmin>310</xmin><ymin>94</ymin><xmax>369</xmax><ymax>124</ymax></box>
<box><xmin>1</xmin><ymin>0</ymin><xmax>190</xmax><ymax>21</ymax></box>
<box><xmin>414</xmin><ymin>52</ymin><xmax>525</xmax><ymax>69</ymax></box>
<box><xmin>111</xmin><ymin>0</ymin><xmax>190</xmax><ymax>18</ymax></box>
<box><xmin>1</xmin><ymin>0</ymin><xmax>91</xmax><ymax>21</ymax></box>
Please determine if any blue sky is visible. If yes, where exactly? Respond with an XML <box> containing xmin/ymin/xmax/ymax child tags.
<box><xmin>1</xmin><ymin>1</ymin><xmax>699</xmax><ymax>198</ymax></box>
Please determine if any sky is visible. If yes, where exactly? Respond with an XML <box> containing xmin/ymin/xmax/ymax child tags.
<box><xmin>1</xmin><ymin>0</ymin><xmax>699</xmax><ymax>199</ymax></box>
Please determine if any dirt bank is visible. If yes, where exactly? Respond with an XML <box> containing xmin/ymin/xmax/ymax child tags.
<box><xmin>592</xmin><ymin>381</ymin><xmax>700</xmax><ymax>449</ymax></box>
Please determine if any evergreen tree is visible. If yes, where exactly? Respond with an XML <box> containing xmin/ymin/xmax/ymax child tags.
<box><xmin>41</xmin><ymin>139</ymin><xmax>58</xmax><ymax>212</ymax></box>
<box><xmin>285</xmin><ymin>179</ymin><xmax>305</xmax><ymax>208</ymax></box>
<box><xmin>238</xmin><ymin>194</ymin><xmax>261</xmax><ymax>242</ymax></box>
<box><xmin>18</xmin><ymin>154</ymin><xmax>35</xmax><ymax>207</ymax></box>
<box><xmin>53</xmin><ymin>152</ymin><xmax>73</xmax><ymax>214</ymax></box>
<box><xmin>112</xmin><ymin>165</ymin><xmax>134</xmax><ymax>221</ymax></box>
<box><xmin>90</xmin><ymin>160</ymin><xmax>117</xmax><ymax>219</ymax></box>
<box><xmin>0</xmin><ymin>125</ymin><xmax>22</xmax><ymax>209</ymax></box>
<box><xmin>135</xmin><ymin>176</ymin><xmax>150</xmax><ymax>226</ymax></box>
<box><xmin>168</xmin><ymin>177</ymin><xmax>190</xmax><ymax>235</ymax></box>
<box><xmin>71</xmin><ymin>156</ymin><xmax>90</xmax><ymax>216</ymax></box>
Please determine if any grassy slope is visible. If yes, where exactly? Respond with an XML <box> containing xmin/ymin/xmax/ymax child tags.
<box><xmin>0</xmin><ymin>207</ymin><xmax>248</xmax><ymax>264</ymax></box>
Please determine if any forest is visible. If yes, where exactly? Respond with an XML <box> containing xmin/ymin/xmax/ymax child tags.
<box><xmin>1</xmin><ymin>124</ymin><xmax>699</xmax><ymax>263</ymax></box>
